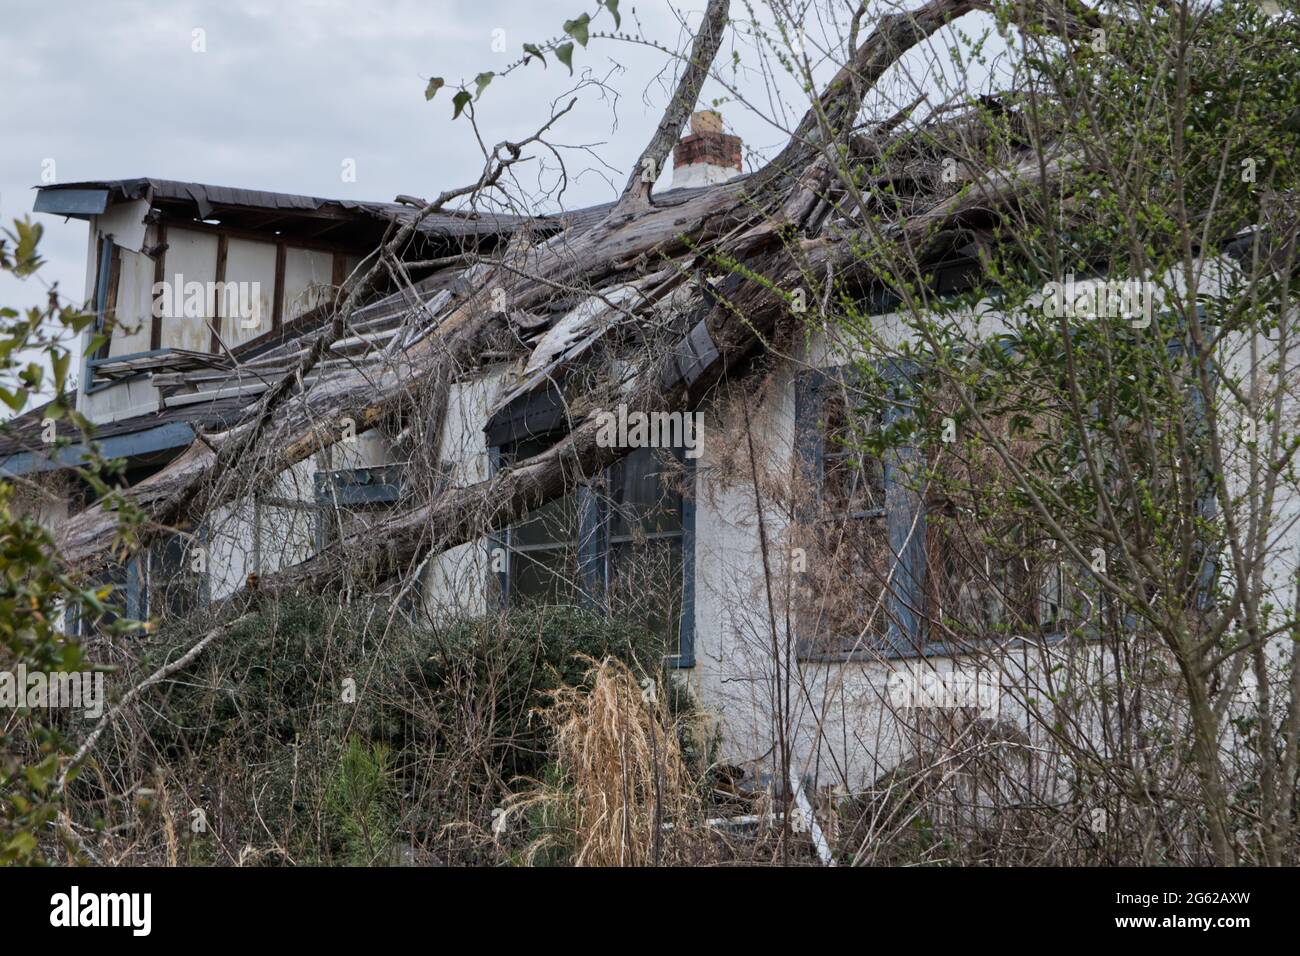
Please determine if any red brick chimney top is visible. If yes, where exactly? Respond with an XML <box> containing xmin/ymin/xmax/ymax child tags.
<box><xmin>672</xmin><ymin>111</ymin><xmax>742</xmax><ymax>187</ymax></box>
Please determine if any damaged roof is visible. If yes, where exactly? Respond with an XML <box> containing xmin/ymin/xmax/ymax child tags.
<box><xmin>8</xmin><ymin>175</ymin><xmax>751</xmax><ymax>478</ymax></box>
<box><xmin>34</xmin><ymin>177</ymin><xmax>534</xmax><ymax>241</ymax></box>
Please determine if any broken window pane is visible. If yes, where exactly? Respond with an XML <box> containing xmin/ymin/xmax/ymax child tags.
<box><xmin>928</xmin><ymin>518</ymin><xmax>1077</xmax><ymax>640</ymax></box>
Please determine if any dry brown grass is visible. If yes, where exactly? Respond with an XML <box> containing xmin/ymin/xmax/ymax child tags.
<box><xmin>505</xmin><ymin>655</ymin><xmax>709</xmax><ymax>866</ymax></box>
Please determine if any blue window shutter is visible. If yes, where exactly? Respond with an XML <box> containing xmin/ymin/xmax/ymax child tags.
<box><xmin>125</xmin><ymin>553</ymin><xmax>145</xmax><ymax>621</ymax></box>
<box><xmin>80</xmin><ymin>235</ymin><xmax>114</xmax><ymax>396</ymax></box>
<box><xmin>486</xmin><ymin>445</ymin><xmax>509</xmax><ymax>608</ymax></box>
<box><xmin>881</xmin><ymin>361</ymin><xmax>927</xmax><ymax>654</ymax></box>
<box><xmin>1178</xmin><ymin>305</ymin><xmax>1218</xmax><ymax>609</ymax></box>
<box><xmin>793</xmin><ymin>368</ymin><xmax>829</xmax><ymax>505</ymax></box>
<box><xmin>673</xmin><ymin>457</ymin><xmax>697</xmax><ymax>668</ymax></box>
<box><xmin>577</xmin><ymin>484</ymin><xmax>605</xmax><ymax>609</ymax></box>
<box><xmin>883</xmin><ymin>440</ymin><xmax>928</xmax><ymax>653</ymax></box>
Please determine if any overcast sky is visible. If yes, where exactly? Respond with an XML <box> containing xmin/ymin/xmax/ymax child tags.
<box><xmin>0</xmin><ymin>0</ymin><xmax>994</xmax><ymax>389</ymax></box>
<box><xmin>1</xmin><ymin>1</ymin><xmax>754</xmax><ymax>307</ymax></box>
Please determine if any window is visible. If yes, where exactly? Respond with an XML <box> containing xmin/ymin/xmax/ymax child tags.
<box><xmin>794</xmin><ymin>342</ymin><xmax>1209</xmax><ymax>659</ymax></box>
<box><xmin>64</xmin><ymin>562</ymin><xmax>129</xmax><ymax>638</ymax></box>
<box><xmin>794</xmin><ymin>363</ymin><xmax>927</xmax><ymax>659</ymax></box>
<box><xmin>795</xmin><ymin>362</ymin><xmax>1082</xmax><ymax>657</ymax></box>
<box><xmin>603</xmin><ymin>447</ymin><xmax>690</xmax><ymax>656</ymax></box>
<box><xmin>66</xmin><ymin>533</ymin><xmax>208</xmax><ymax>636</ymax></box>
<box><xmin>491</xmin><ymin>435</ymin><xmax>696</xmax><ymax>666</ymax></box>
<box><xmin>493</xmin><ymin>435</ymin><xmax>581</xmax><ymax>606</ymax></box>
<box><xmin>923</xmin><ymin>308</ymin><xmax>1218</xmax><ymax>640</ymax></box>
<box><xmin>147</xmin><ymin>532</ymin><xmax>208</xmax><ymax>621</ymax></box>
<box><xmin>313</xmin><ymin>464</ymin><xmax>406</xmax><ymax>550</ymax></box>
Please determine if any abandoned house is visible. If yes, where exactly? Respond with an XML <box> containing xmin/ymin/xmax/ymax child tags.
<box><xmin>1</xmin><ymin>105</ymin><xmax>1288</xmax><ymax>794</ymax></box>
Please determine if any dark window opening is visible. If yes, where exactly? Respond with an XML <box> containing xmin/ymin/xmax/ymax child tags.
<box><xmin>491</xmin><ymin>434</ymin><xmax>695</xmax><ymax>666</ymax></box>
<box><xmin>64</xmin><ymin>563</ymin><xmax>128</xmax><ymax>639</ymax></box>
<box><xmin>794</xmin><ymin>367</ymin><xmax>901</xmax><ymax>658</ymax></box>
<box><xmin>148</xmin><ymin>532</ymin><xmax>208</xmax><ymax>622</ymax></box>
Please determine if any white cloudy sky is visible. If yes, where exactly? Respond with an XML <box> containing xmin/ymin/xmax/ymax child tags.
<box><xmin>0</xmin><ymin>0</ymin><xmax>998</xmax><ymax>386</ymax></box>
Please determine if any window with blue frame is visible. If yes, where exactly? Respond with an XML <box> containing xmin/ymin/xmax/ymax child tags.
<box><xmin>313</xmin><ymin>464</ymin><xmax>406</xmax><ymax>550</ymax></box>
<box><xmin>931</xmin><ymin>311</ymin><xmax>1218</xmax><ymax>640</ymax></box>
<box><xmin>794</xmin><ymin>363</ymin><xmax>924</xmax><ymax>658</ymax></box>
<box><xmin>490</xmin><ymin>435</ymin><xmax>695</xmax><ymax>666</ymax></box>
<box><xmin>603</xmin><ymin>447</ymin><xmax>692</xmax><ymax>660</ymax></box>
<box><xmin>67</xmin><ymin>532</ymin><xmax>208</xmax><ymax>636</ymax></box>
<box><xmin>64</xmin><ymin>563</ymin><xmax>128</xmax><ymax>638</ymax></box>
<box><xmin>492</xmin><ymin>434</ymin><xmax>582</xmax><ymax>606</ymax></box>
<box><xmin>793</xmin><ymin>362</ymin><xmax>1075</xmax><ymax>659</ymax></box>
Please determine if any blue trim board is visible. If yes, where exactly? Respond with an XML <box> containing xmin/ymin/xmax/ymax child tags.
<box><xmin>577</xmin><ymin>485</ymin><xmax>605</xmax><ymax>607</ymax></box>
<box><xmin>487</xmin><ymin>446</ymin><xmax>509</xmax><ymax>609</ymax></box>
<box><xmin>0</xmin><ymin>421</ymin><xmax>196</xmax><ymax>477</ymax></box>
<box><xmin>673</xmin><ymin>457</ymin><xmax>697</xmax><ymax>668</ymax></box>
<box><xmin>80</xmin><ymin>235</ymin><xmax>114</xmax><ymax>398</ymax></box>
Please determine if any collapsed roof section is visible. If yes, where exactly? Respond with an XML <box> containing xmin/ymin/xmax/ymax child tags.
<box><xmin>12</xmin><ymin>76</ymin><xmax>1026</xmax><ymax>511</ymax></box>
<box><xmin>8</xmin><ymin>145</ymin><xmax>759</xmax><ymax>482</ymax></box>
<box><xmin>0</xmin><ymin>265</ymin><xmax>461</xmax><ymax>476</ymax></box>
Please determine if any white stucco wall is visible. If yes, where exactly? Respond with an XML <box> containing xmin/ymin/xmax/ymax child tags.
<box><xmin>420</xmin><ymin>369</ymin><xmax>508</xmax><ymax>620</ymax></box>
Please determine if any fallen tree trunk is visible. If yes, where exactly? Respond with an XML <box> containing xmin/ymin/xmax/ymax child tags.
<box><xmin>263</xmin><ymin>243</ymin><xmax>803</xmax><ymax>595</ymax></box>
<box><xmin>264</xmin><ymin>133</ymin><xmax>1078</xmax><ymax>596</ymax></box>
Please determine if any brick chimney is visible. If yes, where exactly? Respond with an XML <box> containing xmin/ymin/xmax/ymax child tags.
<box><xmin>672</xmin><ymin>110</ymin><xmax>742</xmax><ymax>189</ymax></box>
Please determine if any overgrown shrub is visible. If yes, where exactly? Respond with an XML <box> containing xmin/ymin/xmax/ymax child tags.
<box><xmin>63</xmin><ymin>597</ymin><xmax>685</xmax><ymax>865</ymax></box>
